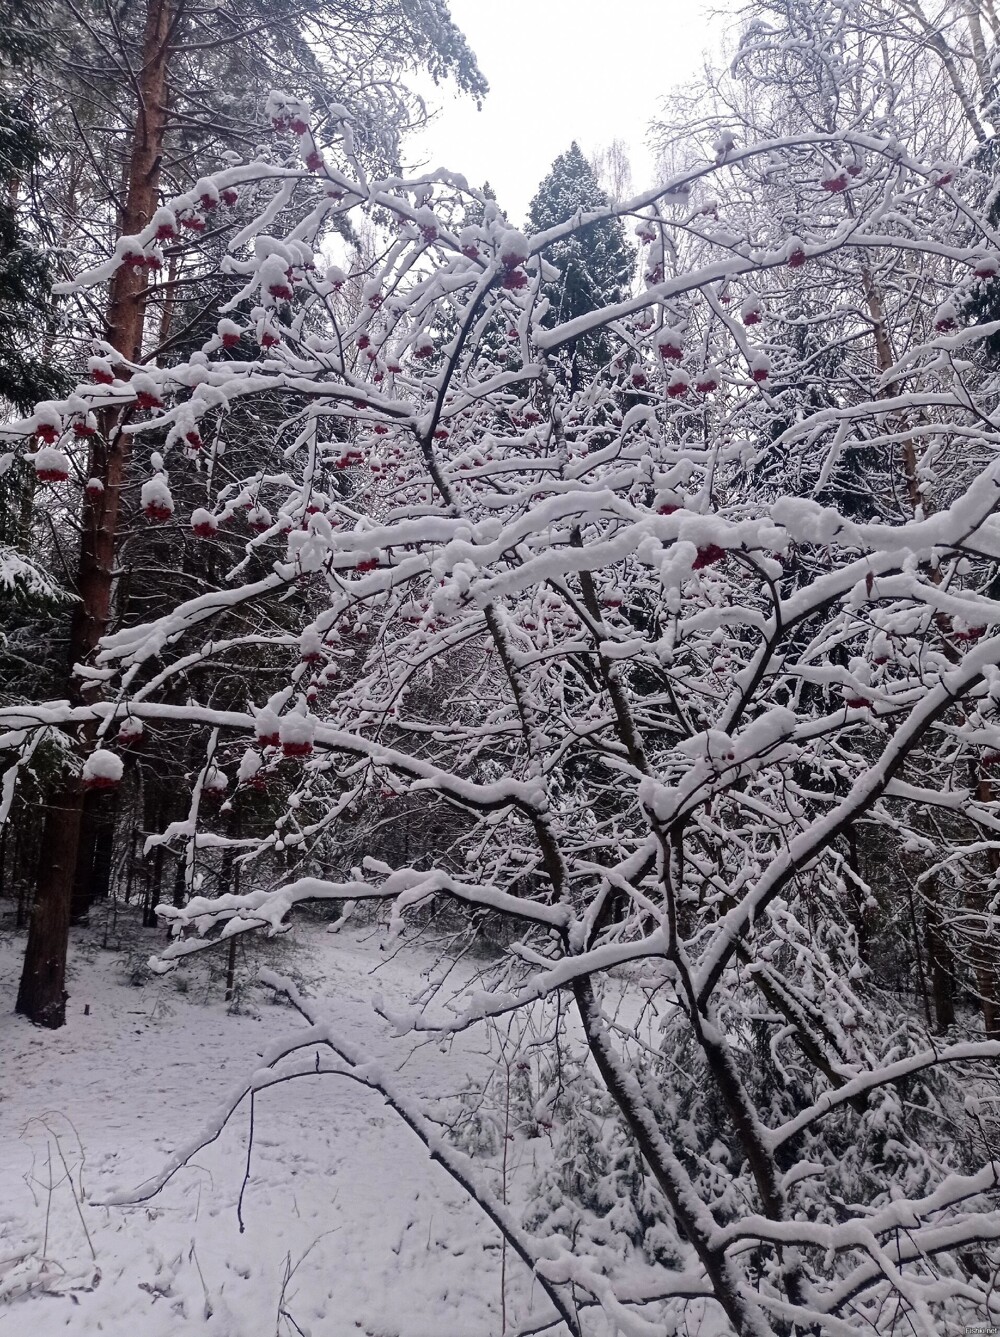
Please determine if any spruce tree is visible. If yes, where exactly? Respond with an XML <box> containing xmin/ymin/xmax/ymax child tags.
<box><xmin>0</xmin><ymin>0</ymin><xmax>68</xmax><ymax>628</ymax></box>
<box><xmin>526</xmin><ymin>142</ymin><xmax>633</xmax><ymax>389</ymax></box>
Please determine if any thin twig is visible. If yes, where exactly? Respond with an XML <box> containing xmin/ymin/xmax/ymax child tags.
<box><xmin>237</xmin><ymin>1088</ymin><xmax>255</xmax><ymax>1234</ymax></box>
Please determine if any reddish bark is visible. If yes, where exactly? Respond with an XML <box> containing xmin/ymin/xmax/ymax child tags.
<box><xmin>17</xmin><ymin>0</ymin><xmax>174</xmax><ymax>1027</ymax></box>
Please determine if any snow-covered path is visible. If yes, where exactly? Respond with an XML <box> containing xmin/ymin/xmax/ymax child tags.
<box><xmin>0</xmin><ymin>919</ymin><xmax>528</xmax><ymax>1337</ymax></box>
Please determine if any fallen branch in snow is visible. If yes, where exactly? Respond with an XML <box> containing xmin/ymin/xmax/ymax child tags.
<box><xmin>103</xmin><ymin>969</ymin><xmax>584</xmax><ymax>1337</ymax></box>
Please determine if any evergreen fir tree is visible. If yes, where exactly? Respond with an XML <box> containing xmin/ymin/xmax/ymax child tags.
<box><xmin>0</xmin><ymin>0</ymin><xmax>64</xmax><ymax>413</ymax></box>
<box><xmin>526</xmin><ymin>142</ymin><xmax>633</xmax><ymax>389</ymax></box>
<box><xmin>0</xmin><ymin>0</ymin><xmax>68</xmax><ymax>602</ymax></box>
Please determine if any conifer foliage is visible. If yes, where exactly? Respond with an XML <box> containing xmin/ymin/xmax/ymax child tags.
<box><xmin>0</xmin><ymin>0</ymin><xmax>65</xmax><ymax>414</ymax></box>
<box><xmin>0</xmin><ymin>1</ymin><xmax>68</xmax><ymax>608</ymax></box>
<box><xmin>527</xmin><ymin>142</ymin><xmax>633</xmax><ymax>385</ymax></box>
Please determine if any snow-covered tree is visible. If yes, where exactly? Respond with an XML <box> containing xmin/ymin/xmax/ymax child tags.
<box><xmin>4</xmin><ymin>84</ymin><xmax>1000</xmax><ymax>1329</ymax></box>
<box><xmin>0</xmin><ymin>0</ymin><xmax>69</xmax><ymax>611</ymax></box>
<box><xmin>647</xmin><ymin>0</ymin><xmax>1000</xmax><ymax>1036</ymax></box>
<box><xmin>9</xmin><ymin>0</ymin><xmax>486</xmax><ymax>1027</ymax></box>
<box><xmin>588</xmin><ymin>137</ymin><xmax>634</xmax><ymax>208</ymax></box>
<box><xmin>527</xmin><ymin>142</ymin><xmax>634</xmax><ymax>389</ymax></box>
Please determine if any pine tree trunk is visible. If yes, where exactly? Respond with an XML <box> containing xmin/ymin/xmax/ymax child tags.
<box><xmin>15</xmin><ymin>782</ymin><xmax>84</xmax><ymax>1025</ymax></box>
<box><xmin>16</xmin><ymin>0</ymin><xmax>173</xmax><ymax>1028</ymax></box>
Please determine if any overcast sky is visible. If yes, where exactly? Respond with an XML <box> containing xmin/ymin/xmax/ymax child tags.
<box><xmin>409</xmin><ymin>0</ymin><xmax>718</xmax><ymax>223</ymax></box>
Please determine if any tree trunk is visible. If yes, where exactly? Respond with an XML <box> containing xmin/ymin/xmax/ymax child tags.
<box><xmin>16</xmin><ymin>0</ymin><xmax>174</xmax><ymax>1028</ymax></box>
<box><xmin>924</xmin><ymin>884</ymin><xmax>956</xmax><ymax>1033</ymax></box>
<box><xmin>71</xmin><ymin>790</ymin><xmax>117</xmax><ymax>923</ymax></box>
<box><xmin>124</xmin><ymin>821</ymin><xmax>139</xmax><ymax>906</ymax></box>
<box><xmin>13</xmin><ymin>822</ymin><xmax>33</xmax><ymax>929</ymax></box>
<box><xmin>145</xmin><ymin>840</ymin><xmax>166</xmax><ymax>927</ymax></box>
<box><xmin>965</xmin><ymin>886</ymin><xmax>1000</xmax><ymax>1037</ymax></box>
<box><xmin>15</xmin><ymin>782</ymin><xmax>85</xmax><ymax>1025</ymax></box>
<box><xmin>171</xmin><ymin>853</ymin><xmax>186</xmax><ymax>910</ymax></box>
<box><xmin>966</xmin><ymin>778</ymin><xmax>1000</xmax><ymax>1035</ymax></box>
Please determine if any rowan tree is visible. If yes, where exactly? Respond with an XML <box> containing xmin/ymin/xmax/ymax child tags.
<box><xmin>3</xmin><ymin>84</ymin><xmax>1000</xmax><ymax>1330</ymax></box>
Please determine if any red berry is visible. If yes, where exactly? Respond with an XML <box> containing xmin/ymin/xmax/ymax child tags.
<box><xmin>692</xmin><ymin>544</ymin><xmax>725</xmax><ymax>569</ymax></box>
<box><xmin>282</xmin><ymin>740</ymin><xmax>313</xmax><ymax>758</ymax></box>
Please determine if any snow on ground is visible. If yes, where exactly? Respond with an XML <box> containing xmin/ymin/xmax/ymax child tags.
<box><xmin>0</xmin><ymin>912</ymin><xmax>547</xmax><ymax>1336</ymax></box>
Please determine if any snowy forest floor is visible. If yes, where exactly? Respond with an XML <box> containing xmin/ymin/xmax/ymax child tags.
<box><xmin>0</xmin><ymin>909</ymin><xmax>548</xmax><ymax>1337</ymax></box>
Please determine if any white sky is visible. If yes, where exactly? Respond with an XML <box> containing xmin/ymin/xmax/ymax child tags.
<box><xmin>410</xmin><ymin>0</ymin><xmax>718</xmax><ymax>224</ymax></box>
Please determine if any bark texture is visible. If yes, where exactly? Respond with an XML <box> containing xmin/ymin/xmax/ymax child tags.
<box><xmin>17</xmin><ymin>0</ymin><xmax>173</xmax><ymax>1027</ymax></box>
